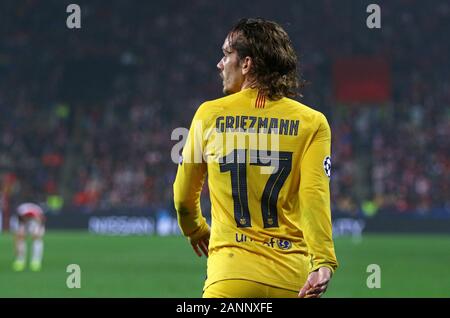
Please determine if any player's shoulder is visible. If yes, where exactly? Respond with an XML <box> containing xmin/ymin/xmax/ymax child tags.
<box><xmin>17</xmin><ymin>202</ymin><xmax>44</xmax><ymax>214</ymax></box>
<box><xmin>281</xmin><ymin>97</ymin><xmax>329</xmax><ymax>125</ymax></box>
<box><xmin>18</xmin><ymin>202</ymin><xmax>35</xmax><ymax>209</ymax></box>
<box><xmin>198</xmin><ymin>93</ymin><xmax>240</xmax><ymax>110</ymax></box>
<box><xmin>193</xmin><ymin>93</ymin><xmax>242</xmax><ymax>121</ymax></box>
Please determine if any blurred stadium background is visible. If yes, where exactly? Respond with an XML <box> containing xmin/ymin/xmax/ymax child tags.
<box><xmin>0</xmin><ymin>0</ymin><xmax>449</xmax><ymax>297</ymax></box>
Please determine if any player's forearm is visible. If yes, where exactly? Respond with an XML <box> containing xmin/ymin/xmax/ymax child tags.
<box><xmin>174</xmin><ymin>198</ymin><xmax>203</xmax><ymax>234</ymax></box>
<box><xmin>173</xmin><ymin>163</ymin><xmax>208</xmax><ymax>238</ymax></box>
<box><xmin>302</xmin><ymin>228</ymin><xmax>338</xmax><ymax>272</ymax></box>
<box><xmin>309</xmin><ymin>245</ymin><xmax>338</xmax><ymax>273</ymax></box>
<box><xmin>175</xmin><ymin>201</ymin><xmax>210</xmax><ymax>243</ymax></box>
<box><xmin>305</xmin><ymin>234</ymin><xmax>338</xmax><ymax>273</ymax></box>
<box><xmin>300</xmin><ymin>188</ymin><xmax>338</xmax><ymax>273</ymax></box>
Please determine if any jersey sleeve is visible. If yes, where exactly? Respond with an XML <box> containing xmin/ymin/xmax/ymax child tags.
<box><xmin>299</xmin><ymin>113</ymin><xmax>338</xmax><ymax>274</ymax></box>
<box><xmin>173</xmin><ymin>104</ymin><xmax>210</xmax><ymax>241</ymax></box>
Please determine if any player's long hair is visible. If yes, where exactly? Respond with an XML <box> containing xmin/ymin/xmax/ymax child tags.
<box><xmin>228</xmin><ymin>18</ymin><xmax>305</xmax><ymax>100</ymax></box>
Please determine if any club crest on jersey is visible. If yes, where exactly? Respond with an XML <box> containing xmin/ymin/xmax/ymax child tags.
<box><xmin>323</xmin><ymin>156</ymin><xmax>331</xmax><ymax>178</ymax></box>
<box><xmin>277</xmin><ymin>239</ymin><xmax>292</xmax><ymax>250</ymax></box>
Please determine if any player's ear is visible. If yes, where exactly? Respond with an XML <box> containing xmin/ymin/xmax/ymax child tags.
<box><xmin>241</xmin><ymin>56</ymin><xmax>252</xmax><ymax>76</ymax></box>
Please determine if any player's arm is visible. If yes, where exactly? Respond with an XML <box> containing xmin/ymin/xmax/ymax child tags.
<box><xmin>298</xmin><ymin>113</ymin><xmax>338</xmax><ymax>297</ymax></box>
<box><xmin>173</xmin><ymin>105</ymin><xmax>210</xmax><ymax>257</ymax></box>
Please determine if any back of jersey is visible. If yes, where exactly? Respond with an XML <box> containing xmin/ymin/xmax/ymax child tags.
<box><xmin>174</xmin><ymin>87</ymin><xmax>338</xmax><ymax>292</ymax></box>
<box><xmin>203</xmin><ymin>89</ymin><xmax>334</xmax><ymax>290</ymax></box>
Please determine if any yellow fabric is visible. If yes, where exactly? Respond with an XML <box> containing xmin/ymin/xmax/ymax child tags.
<box><xmin>173</xmin><ymin>88</ymin><xmax>338</xmax><ymax>292</ymax></box>
<box><xmin>203</xmin><ymin>279</ymin><xmax>299</xmax><ymax>298</ymax></box>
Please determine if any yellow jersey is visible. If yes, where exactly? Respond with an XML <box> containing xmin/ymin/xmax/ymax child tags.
<box><xmin>173</xmin><ymin>88</ymin><xmax>338</xmax><ymax>292</ymax></box>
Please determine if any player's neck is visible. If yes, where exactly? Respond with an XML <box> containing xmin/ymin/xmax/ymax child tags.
<box><xmin>240</xmin><ymin>77</ymin><xmax>257</xmax><ymax>91</ymax></box>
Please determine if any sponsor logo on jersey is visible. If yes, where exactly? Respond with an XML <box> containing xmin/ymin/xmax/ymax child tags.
<box><xmin>277</xmin><ymin>239</ymin><xmax>292</xmax><ymax>250</ymax></box>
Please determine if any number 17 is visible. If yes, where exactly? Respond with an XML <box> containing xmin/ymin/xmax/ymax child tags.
<box><xmin>219</xmin><ymin>149</ymin><xmax>293</xmax><ymax>228</ymax></box>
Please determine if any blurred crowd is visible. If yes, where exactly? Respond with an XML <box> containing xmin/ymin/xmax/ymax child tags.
<box><xmin>0</xmin><ymin>0</ymin><xmax>448</xmax><ymax>218</ymax></box>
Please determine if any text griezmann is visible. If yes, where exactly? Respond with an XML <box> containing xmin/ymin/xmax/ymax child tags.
<box><xmin>216</xmin><ymin>115</ymin><xmax>300</xmax><ymax>136</ymax></box>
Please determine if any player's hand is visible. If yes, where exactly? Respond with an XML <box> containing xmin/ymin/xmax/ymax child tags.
<box><xmin>189</xmin><ymin>230</ymin><xmax>210</xmax><ymax>258</ymax></box>
<box><xmin>298</xmin><ymin>267</ymin><xmax>332</xmax><ymax>298</ymax></box>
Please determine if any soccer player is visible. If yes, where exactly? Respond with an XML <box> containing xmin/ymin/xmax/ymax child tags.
<box><xmin>12</xmin><ymin>202</ymin><xmax>46</xmax><ymax>272</ymax></box>
<box><xmin>173</xmin><ymin>18</ymin><xmax>338</xmax><ymax>298</ymax></box>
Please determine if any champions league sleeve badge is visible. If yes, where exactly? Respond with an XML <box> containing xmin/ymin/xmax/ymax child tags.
<box><xmin>323</xmin><ymin>156</ymin><xmax>331</xmax><ymax>178</ymax></box>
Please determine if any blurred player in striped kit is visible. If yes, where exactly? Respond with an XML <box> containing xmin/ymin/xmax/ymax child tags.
<box><xmin>12</xmin><ymin>202</ymin><xmax>46</xmax><ymax>272</ymax></box>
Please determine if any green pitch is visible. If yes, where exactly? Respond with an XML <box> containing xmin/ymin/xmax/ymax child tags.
<box><xmin>0</xmin><ymin>232</ymin><xmax>449</xmax><ymax>297</ymax></box>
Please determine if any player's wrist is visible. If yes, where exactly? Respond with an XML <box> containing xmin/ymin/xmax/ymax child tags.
<box><xmin>187</xmin><ymin>221</ymin><xmax>210</xmax><ymax>242</ymax></box>
<box><xmin>310</xmin><ymin>265</ymin><xmax>334</xmax><ymax>276</ymax></box>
